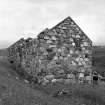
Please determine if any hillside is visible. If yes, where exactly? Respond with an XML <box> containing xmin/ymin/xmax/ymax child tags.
<box><xmin>0</xmin><ymin>49</ymin><xmax>7</xmax><ymax>56</ymax></box>
<box><xmin>92</xmin><ymin>46</ymin><xmax>105</xmax><ymax>76</ymax></box>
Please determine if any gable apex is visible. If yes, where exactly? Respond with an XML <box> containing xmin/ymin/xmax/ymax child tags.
<box><xmin>50</xmin><ymin>16</ymin><xmax>92</xmax><ymax>43</ymax></box>
<box><xmin>51</xmin><ymin>16</ymin><xmax>73</xmax><ymax>29</ymax></box>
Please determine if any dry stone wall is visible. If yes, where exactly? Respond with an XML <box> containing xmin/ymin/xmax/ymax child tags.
<box><xmin>7</xmin><ymin>17</ymin><xmax>92</xmax><ymax>85</ymax></box>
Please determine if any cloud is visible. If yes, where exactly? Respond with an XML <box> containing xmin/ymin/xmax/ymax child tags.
<box><xmin>0</xmin><ymin>0</ymin><xmax>105</xmax><ymax>48</ymax></box>
<box><xmin>74</xmin><ymin>14</ymin><xmax>105</xmax><ymax>44</ymax></box>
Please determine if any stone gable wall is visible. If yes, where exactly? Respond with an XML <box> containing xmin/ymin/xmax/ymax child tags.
<box><xmin>7</xmin><ymin>17</ymin><xmax>92</xmax><ymax>85</ymax></box>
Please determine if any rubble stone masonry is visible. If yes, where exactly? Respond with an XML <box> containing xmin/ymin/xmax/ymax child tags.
<box><xmin>7</xmin><ymin>17</ymin><xmax>92</xmax><ymax>85</ymax></box>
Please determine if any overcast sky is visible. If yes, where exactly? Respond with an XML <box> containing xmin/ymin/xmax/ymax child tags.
<box><xmin>0</xmin><ymin>0</ymin><xmax>105</xmax><ymax>48</ymax></box>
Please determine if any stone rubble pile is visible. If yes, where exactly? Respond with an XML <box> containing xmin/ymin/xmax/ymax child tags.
<box><xmin>7</xmin><ymin>17</ymin><xmax>93</xmax><ymax>85</ymax></box>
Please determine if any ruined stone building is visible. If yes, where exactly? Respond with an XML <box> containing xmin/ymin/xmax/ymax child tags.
<box><xmin>7</xmin><ymin>17</ymin><xmax>92</xmax><ymax>85</ymax></box>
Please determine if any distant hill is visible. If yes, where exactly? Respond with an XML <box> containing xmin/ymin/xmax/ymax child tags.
<box><xmin>92</xmin><ymin>46</ymin><xmax>105</xmax><ymax>76</ymax></box>
<box><xmin>0</xmin><ymin>49</ymin><xmax>7</xmax><ymax>56</ymax></box>
<box><xmin>93</xmin><ymin>46</ymin><xmax>105</xmax><ymax>66</ymax></box>
<box><xmin>0</xmin><ymin>49</ymin><xmax>7</xmax><ymax>60</ymax></box>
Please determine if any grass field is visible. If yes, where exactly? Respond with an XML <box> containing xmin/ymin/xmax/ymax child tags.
<box><xmin>0</xmin><ymin>46</ymin><xmax>105</xmax><ymax>105</ymax></box>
